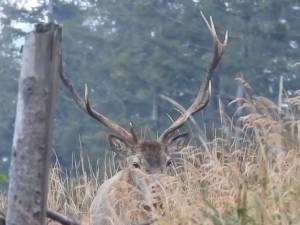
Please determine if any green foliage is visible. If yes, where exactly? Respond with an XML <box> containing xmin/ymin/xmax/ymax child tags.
<box><xmin>0</xmin><ymin>174</ymin><xmax>7</xmax><ymax>184</ymax></box>
<box><xmin>0</xmin><ymin>173</ymin><xmax>7</xmax><ymax>192</ymax></box>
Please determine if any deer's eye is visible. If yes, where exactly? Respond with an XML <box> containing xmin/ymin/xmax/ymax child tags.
<box><xmin>132</xmin><ymin>162</ymin><xmax>141</xmax><ymax>169</ymax></box>
<box><xmin>166</xmin><ymin>159</ymin><xmax>173</xmax><ymax>167</ymax></box>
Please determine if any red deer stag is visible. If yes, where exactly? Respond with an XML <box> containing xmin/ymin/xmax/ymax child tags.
<box><xmin>60</xmin><ymin>12</ymin><xmax>227</xmax><ymax>225</ymax></box>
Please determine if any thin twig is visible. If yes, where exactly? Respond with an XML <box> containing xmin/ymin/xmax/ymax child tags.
<box><xmin>46</xmin><ymin>209</ymin><xmax>83</xmax><ymax>225</ymax></box>
<box><xmin>1</xmin><ymin>207</ymin><xmax>84</xmax><ymax>225</ymax></box>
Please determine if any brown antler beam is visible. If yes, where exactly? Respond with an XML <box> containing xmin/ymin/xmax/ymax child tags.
<box><xmin>159</xmin><ymin>11</ymin><xmax>228</xmax><ymax>143</ymax></box>
<box><xmin>59</xmin><ymin>69</ymin><xmax>137</xmax><ymax>145</ymax></box>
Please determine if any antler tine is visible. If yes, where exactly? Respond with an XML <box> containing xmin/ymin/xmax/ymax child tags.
<box><xmin>201</xmin><ymin>11</ymin><xmax>228</xmax><ymax>71</ymax></box>
<box><xmin>159</xmin><ymin>12</ymin><xmax>227</xmax><ymax>143</ymax></box>
<box><xmin>129</xmin><ymin>122</ymin><xmax>139</xmax><ymax>143</ymax></box>
<box><xmin>60</xmin><ymin>71</ymin><xmax>137</xmax><ymax>145</ymax></box>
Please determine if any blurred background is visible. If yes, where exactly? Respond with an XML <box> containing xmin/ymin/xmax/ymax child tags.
<box><xmin>0</xmin><ymin>0</ymin><xmax>299</xmax><ymax>176</ymax></box>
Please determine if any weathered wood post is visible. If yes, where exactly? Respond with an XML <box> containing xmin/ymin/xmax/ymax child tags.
<box><xmin>6</xmin><ymin>23</ymin><xmax>61</xmax><ymax>225</ymax></box>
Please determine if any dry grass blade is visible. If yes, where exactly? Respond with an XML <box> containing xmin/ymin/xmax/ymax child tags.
<box><xmin>1</xmin><ymin>88</ymin><xmax>300</xmax><ymax>225</ymax></box>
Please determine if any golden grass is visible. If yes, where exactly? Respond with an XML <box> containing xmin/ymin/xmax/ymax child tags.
<box><xmin>1</xmin><ymin>90</ymin><xmax>300</xmax><ymax>225</ymax></box>
<box><xmin>46</xmin><ymin>145</ymin><xmax>300</xmax><ymax>225</ymax></box>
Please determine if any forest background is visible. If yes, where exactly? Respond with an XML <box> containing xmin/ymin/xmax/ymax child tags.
<box><xmin>0</xmin><ymin>0</ymin><xmax>299</xmax><ymax>179</ymax></box>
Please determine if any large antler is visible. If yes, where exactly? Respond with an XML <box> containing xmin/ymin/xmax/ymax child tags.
<box><xmin>159</xmin><ymin>12</ymin><xmax>228</xmax><ymax>144</ymax></box>
<box><xmin>60</xmin><ymin>70</ymin><xmax>138</xmax><ymax>145</ymax></box>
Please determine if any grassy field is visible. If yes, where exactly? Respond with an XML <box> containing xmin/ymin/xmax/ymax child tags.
<box><xmin>1</xmin><ymin>88</ymin><xmax>300</xmax><ymax>225</ymax></box>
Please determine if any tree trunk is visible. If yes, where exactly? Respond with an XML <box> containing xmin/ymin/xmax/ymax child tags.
<box><xmin>6</xmin><ymin>23</ymin><xmax>61</xmax><ymax>225</ymax></box>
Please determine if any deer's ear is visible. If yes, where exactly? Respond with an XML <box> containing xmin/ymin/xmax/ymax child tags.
<box><xmin>108</xmin><ymin>135</ymin><xmax>132</xmax><ymax>157</ymax></box>
<box><xmin>169</xmin><ymin>133</ymin><xmax>190</xmax><ymax>151</ymax></box>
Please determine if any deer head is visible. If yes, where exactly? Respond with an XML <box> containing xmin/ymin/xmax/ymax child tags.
<box><xmin>60</xmin><ymin>12</ymin><xmax>228</xmax><ymax>174</ymax></box>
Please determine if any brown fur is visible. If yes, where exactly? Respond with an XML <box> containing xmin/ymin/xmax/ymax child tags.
<box><xmin>90</xmin><ymin>139</ymin><xmax>179</xmax><ymax>225</ymax></box>
<box><xmin>90</xmin><ymin>168</ymin><xmax>165</xmax><ymax>225</ymax></box>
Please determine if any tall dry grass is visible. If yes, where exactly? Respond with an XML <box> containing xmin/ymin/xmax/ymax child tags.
<box><xmin>1</xmin><ymin>89</ymin><xmax>300</xmax><ymax>225</ymax></box>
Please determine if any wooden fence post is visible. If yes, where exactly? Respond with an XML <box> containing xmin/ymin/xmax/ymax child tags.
<box><xmin>6</xmin><ymin>23</ymin><xmax>61</xmax><ymax>225</ymax></box>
